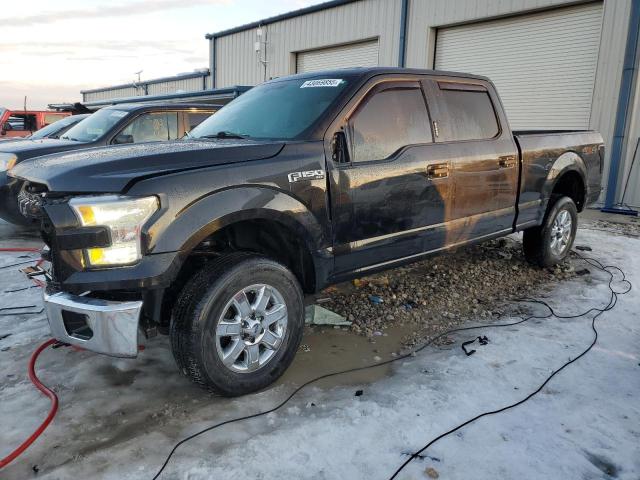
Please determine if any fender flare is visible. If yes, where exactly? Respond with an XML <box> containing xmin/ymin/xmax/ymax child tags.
<box><xmin>150</xmin><ymin>186</ymin><xmax>327</xmax><ymax>260</ymax></box>
<box><xmin>542</xmin><ymin>151</ymin><xmax>587</xmax><ymax>207</ymax></box>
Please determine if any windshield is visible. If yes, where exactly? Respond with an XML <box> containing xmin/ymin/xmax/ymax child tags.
<box><xmin>61</xmin><ymin>109</ymin><xmax>127</xmax><ymax>142</ymax></box>
<box><xmin>30</xmin><ymin>115</ymin><xmax>85</xmax><ymax>139</ymax></box>
<box><xmin>190</xmin><ymin>77</ymin><xmax>351</xmax><ymax>140</ymax></box>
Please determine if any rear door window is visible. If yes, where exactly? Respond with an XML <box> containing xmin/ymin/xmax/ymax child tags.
<box><xmin>433</xmin><ymin>82</ymin><xmax>499</xmax><ymax>142</ymax></box>
<box><xmin>348</xmin><ymin>82</ymin><xmax>432</xmax><ymax>163</ymax></box>
<box><xmin>43</xmin><ymin>113</ymin><xmax>66</xmax><ymax>125</ymax></box>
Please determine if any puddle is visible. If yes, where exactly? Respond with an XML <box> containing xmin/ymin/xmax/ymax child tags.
<box><xmin>278</xmin><ymin>322</ymin><xmax>417</xmax><ymax>388</ymax></box>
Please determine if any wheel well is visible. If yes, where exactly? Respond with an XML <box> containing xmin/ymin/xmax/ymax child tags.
<box><xmin>552</xmin><ymin>171</ymin><xmax>585</xmax><ymax>212</ymax></box>
<box><xmin>159</xmin><ymin>219</ymin><xmax>316</xmax><ymax>327</ymax></box>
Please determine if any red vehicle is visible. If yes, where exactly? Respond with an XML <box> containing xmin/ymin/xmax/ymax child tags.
<box><xmin>0</xmin><ymin>108</ymin><xmax>70</xmax><ymax>139</ymax></box>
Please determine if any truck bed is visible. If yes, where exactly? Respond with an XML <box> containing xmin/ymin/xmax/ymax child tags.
<box><xmin>513</xmin><ymin>130</ymin><xmax>604</xmax><ymax>228</ymax></box>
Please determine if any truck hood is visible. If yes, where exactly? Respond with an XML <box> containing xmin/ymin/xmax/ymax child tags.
<box><xmin>0</xmin><ymin>138</ymin><xmax>89</xmax><ymax>160</ymax></box>
<box><xmin>11</xmin><ymin>139</ymin><xmax>285</xmax><ymax>193</ymax></box>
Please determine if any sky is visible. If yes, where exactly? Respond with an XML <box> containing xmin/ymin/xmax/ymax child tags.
<box><xmin>0</xmin><ymin>0</ymin><xmax>325</xmax><ymax>109</ymax></box>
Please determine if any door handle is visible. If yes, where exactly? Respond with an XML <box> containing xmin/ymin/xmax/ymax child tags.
<box><xmin>427</xmin><ymin>163</ymin><xmax>449</xmax><ymax>179</ymax></box>
<box><xmin>498</xmin><ymin>155</ymin><xmax>517</xmax><ymax>168</ymax></box>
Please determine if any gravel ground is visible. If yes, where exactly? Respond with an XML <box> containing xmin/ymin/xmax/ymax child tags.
<box><xmin>582</xmin><ymin>217</ymin><xmax>640</xmax><ymax>238</ymax></box>
<box><xmin>320</xmin><ymin>234</ymin><xmax>579</xmax><ymax>349</ymax></box>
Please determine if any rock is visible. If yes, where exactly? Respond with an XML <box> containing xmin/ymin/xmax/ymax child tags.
<box><xmin>425</xmin><ymin>467</ymin><xmax>439</xmax><ymax>478</ymax></box>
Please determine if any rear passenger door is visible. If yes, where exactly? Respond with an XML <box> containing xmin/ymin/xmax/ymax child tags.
<box><xmin>327</xmin><ymin>79</ymin><xmax>450</xmax><ymax>274</ymax></box>
<box><xmin>423</xmin><ymin>79</ymin><xmax>519</xmax><ymax>241</ymax></box>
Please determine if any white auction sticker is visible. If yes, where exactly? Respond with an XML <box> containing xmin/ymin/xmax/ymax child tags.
<box><xmin>300</xmin><ymin>79</ymin><xmax>343</xmax><ymax>88</ymax></box>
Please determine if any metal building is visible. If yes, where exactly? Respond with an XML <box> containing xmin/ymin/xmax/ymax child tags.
<box><xmin>81</xmin><ymin>70</ymin><xmax>211</xmax><ymax>103</ymax></box>
<box><xmin>206</xmin><ymin>0</ymin><xmax>640</xmax><ymax>208</ymax></box>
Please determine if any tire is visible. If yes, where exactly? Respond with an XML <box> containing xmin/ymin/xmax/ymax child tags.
<box><xmin>170</xmin><ymin>252</ymin><xmax>304</xmax><ymax>396</ymax></box>
<box><xmin>523</xmin><ymin>195</ymin><xmax>578</xmax><ymax>268</ymax></box>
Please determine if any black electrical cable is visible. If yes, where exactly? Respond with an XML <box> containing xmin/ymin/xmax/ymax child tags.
<box><xmin>387</xmin><ymin>252</ymin><xmax>631</xmax><ymax>479</ymax></box>
<box><xmin>151</xmin><ymin>252</ymin><xmax>631</xmax><ymax>479</ymax></box>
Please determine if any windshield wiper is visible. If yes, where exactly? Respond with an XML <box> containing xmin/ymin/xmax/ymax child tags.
<box><xmin>61</xmin><ymin>136</ymin><xmax>81</xmax><ymax>142</ymax></box>
<box><xmin>199</xmin><ymin>131</ymin><xmax>250</xmax><ymax>140</ymax></box>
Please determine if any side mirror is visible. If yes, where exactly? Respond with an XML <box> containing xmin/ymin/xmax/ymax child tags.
<box><xmin>113</xmin><ymin>133</ymin><xmax>134</xmax><ymax>145</ymax></box>
<box><xmin>331</xmin><ymin>130</ymin><xmax>350</xmax><ymax>164</ymax></box>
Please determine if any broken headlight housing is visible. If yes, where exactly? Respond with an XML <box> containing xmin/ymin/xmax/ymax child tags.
<box><xmin>69</xmin><ymin>195</ymin><xmax>159</xmax><ymax>267</ymax></box>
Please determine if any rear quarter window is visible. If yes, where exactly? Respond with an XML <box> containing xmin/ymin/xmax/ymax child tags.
<box><xmin>436</xmin><ymin>84</ymin><xmax>499</xmax><ymax>141</ymax></box>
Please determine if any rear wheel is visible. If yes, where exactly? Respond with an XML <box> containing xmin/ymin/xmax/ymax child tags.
<box><xmin>170</xmin><ymin>252</ymin><xmax>304</xmax><ymax>396</ymax></box>
<box><xmin>523</xmin><ymin>195</ymin><xmax>578</xmax><ymax>267</ymax></box>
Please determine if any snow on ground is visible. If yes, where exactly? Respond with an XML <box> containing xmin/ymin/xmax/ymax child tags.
<box><xmin>0</xmin><ymin>225</ymin><xmax>639</xmax><ymax>480</ymax></box>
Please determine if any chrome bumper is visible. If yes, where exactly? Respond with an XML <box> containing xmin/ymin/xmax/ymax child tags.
<box><xmin>43</xmin><ymin>291</ymin><xmax>143</xmax><ymax>358</ymax></box>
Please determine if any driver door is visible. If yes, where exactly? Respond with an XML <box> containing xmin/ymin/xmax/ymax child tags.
<box><xmin>327</xmin><ymin>78</ymin><xmax>451</xmax><ymax>275</ymax></box>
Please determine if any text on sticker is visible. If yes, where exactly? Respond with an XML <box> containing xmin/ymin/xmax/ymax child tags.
<box><xmin>300</xmin><ymin>79</ymin><xmax>343</xmax><ymax>88</ymax></box>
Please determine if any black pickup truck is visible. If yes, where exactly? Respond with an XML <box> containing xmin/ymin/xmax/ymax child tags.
<box><xmin>0</xmin><ymin>103</ymin><xmax>218</xmax><ymax>225</ymax></box>
<box><xmin>11</xmin><ymin>68</ymin><xmax>603</xmax><ymax>396</ymax></box>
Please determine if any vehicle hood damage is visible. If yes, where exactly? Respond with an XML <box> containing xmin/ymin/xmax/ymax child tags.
<box><xmin>10</xmin><ymin>139</ymin><xmax>285</xmax><ymax>193</ymax></box>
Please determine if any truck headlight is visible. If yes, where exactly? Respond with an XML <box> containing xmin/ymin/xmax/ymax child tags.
<box><xmin>69</xmin><ymin>195</ymin><xmax>159</xmax><ymax>267</ymax></box>
<box><xmin>0</xmin><ymin>153</ymin><xmax>17</xmax><ymax>171</ymax></box>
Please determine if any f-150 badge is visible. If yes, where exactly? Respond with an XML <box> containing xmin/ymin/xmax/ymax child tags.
<box><xmin>288</xmin><ymin>170</ymin><xmax>325</xmax><ymax>183</ymax></box>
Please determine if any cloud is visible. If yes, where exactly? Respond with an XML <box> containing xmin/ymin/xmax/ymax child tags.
<box><xmin>3</xmin><ymin>0</ymin><xmax>229</xmax><ymax>27</ymax></box>
<box><xmin>0</xmin><ymin>40</ymin><xmax>195</xmax><ymax>57</ymax></box>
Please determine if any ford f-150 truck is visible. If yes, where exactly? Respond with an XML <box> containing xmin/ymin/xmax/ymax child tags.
<box><xmin>11</xmin><ymin>68</ymin><xmax>603</xmax><ymax>396</ymax></box>
<box><xmin>0</xmin><ymin>103</ymin><xmax>218</xmax><ymax>225</ymax></box>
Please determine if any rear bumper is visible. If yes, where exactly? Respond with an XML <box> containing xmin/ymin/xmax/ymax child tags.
<box><xmin>43</xmin><ymin>291</ymin><xmax>143</xmax><ymax>357</ymax></box>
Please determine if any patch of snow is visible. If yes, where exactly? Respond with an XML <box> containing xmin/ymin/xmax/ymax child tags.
<box><xmin>0</xmin><ymin>228</ymin><xmax>638</xmax><ymax>479</ymax></box>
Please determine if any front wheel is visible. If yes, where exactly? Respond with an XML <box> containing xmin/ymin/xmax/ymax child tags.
<box><xmin>170</xmin><ymin>253</ymin><xmax>304</xmax><ymax>396</ymax></box>
<box><xmin>523</xmin><ymin>195</ymin><xmax>578</xmax><ymax>268</ymax></box>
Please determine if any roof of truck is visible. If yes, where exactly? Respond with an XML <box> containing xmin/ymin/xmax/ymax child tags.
<box><xmin>270</xmin><ymin>67</ymin><xmax>491</xmax><ymax>84</ymax></box>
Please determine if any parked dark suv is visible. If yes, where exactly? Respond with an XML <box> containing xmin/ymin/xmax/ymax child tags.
<box><xmin>0</xmin><ymin>103</ymin><xmax>219</xmax><ymax>225</ymax></box>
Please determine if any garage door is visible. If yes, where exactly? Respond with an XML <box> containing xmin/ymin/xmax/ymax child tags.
<box><xmin>296</xmin><ymin>40</ymin><xmax>379</xmax><ymax>73</ymax></box>
<box><xmin>435</xmin><ymin>3</ymin><xmax>603</xmax><ymax>130</ymax></box>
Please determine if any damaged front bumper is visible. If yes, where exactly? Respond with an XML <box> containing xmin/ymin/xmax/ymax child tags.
<box><xmin>43</xmin><ymin>291</ymin><xmax>143</xmax><ymax>358</ymax></box>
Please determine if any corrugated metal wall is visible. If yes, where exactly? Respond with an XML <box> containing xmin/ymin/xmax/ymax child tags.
<box><xmin>82</xmin><ymin>74</ymin><xmax>210</xmax><ymax>103</ymax></box>
<box><xmin>83</xmin><ymin>86</ymin><xmax>141</xmax><ymax>102</ymax></box>
<box><xmin>209</xmin><ymin>0</ymin><xmax>636</xmax><ymax>205</ymax></box>
<box><xmin>147</xmin><ymin>76</ymin><xmax>206</xmax><ymax>95</ymax></box>
<box><xmin>296</xmin><ymin>39</ymin><xmax>379</xmax><ymax>73</ymax></box>
<box><xmin>404</xmin><ymin>0</ymin><xmax>632</xmax><ymax>204</ymax></box>
<box><xmin>434</xmin><ymin>3</ymin><xmax>603</xmax><ymax>130</ymax></box>
<box><xmin>214</xmin><ymin>0</ymin><xmax>401</xmax><ymax>87</ymax></box>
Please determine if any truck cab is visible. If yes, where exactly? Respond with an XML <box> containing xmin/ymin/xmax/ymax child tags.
<box><xmin>0</xmin><ymin>108</ymin><xmax>70</xmax><ymax>139</ymax></box>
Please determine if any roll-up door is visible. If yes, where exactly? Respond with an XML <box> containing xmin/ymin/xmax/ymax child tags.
<box><xmin>296</xmin><ymin>40</ymin><xmax>379</xmax><ymax>73</ymax></box>
<box><xmin>435</xmin><ymin>3</ymin><xmax>603</xmax><ymax>130</ymax></box>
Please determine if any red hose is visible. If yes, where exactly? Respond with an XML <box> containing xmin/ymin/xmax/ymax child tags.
<box><xmin>0</xmin><ymin>248</ymin><xmax>41</xmax><ymax>253</ymax></box>
<box><xmin>0</xmin><ymin>339</ymin><xmax>59</xmax><ymax>470</ymax></box>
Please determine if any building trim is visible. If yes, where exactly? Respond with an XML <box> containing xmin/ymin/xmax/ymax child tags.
<box><xmin>81</xmin><ymin>70</ymin><xmax>210</xmax><ymax>94</ymax></box>
<box><xmin>398</xmin><ymin>0</ymin><xmax>409</xmax><ymax>67</ymax></box>
<box><xmin>204</xmin><ymin>0</ymin><xmax>361</xmax><ymax>39</ymax></box>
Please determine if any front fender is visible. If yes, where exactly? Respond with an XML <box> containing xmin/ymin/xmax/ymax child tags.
<box><xmin>147</xmin><ymin>186</ymin><xmax>327</xmax><ymax>257</ymax></box>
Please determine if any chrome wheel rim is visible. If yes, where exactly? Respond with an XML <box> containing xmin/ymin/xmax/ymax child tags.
<box><xmin>550</xmin><ymin>209</ymin><xmax>573</xmax><ymax>256</ymax></box>
<box><xmin>215</xmin><ymin>284</ymin><xmax>288</xmax><ymax>374</ymax></box>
